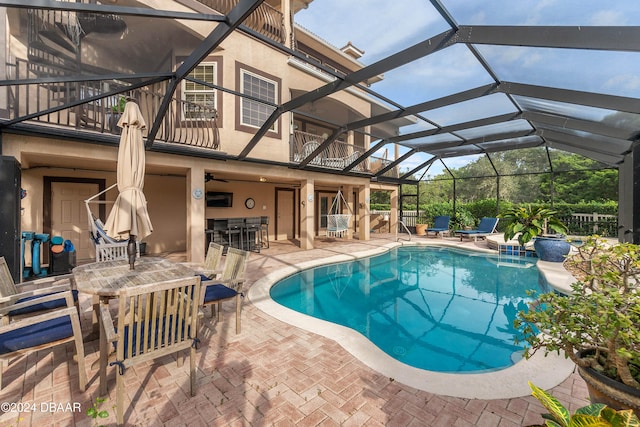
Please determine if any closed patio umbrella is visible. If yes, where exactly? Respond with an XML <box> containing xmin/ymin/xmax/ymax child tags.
<box><xmin>104</xmin><ymin>100</ymin><xmax>153</xmax><ymax>269</ymax></box>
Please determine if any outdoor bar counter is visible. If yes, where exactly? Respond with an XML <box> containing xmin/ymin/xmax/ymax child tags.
<box><xmin>206</xmin><ymin>217</ymin><xmax>268</xmax><ymax>253</ymax></box>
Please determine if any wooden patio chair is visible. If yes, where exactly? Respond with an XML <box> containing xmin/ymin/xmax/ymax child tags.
<box><xmin>201</xmin><ymin>247</ymin><xmax>250</xmax><ymax>334</ymax></box>
<box><xmin>100</xmin><ymin>275</ymin><xmax>202</xmax><ymax>426</ymax></box>
<box><xmin>95</xmin><ymin>241</ymin><xmax>140</xmax><ymax>262</ymax></box>
<box><xmin>0</xmin><ymin>256</ymin><xmax>78</xmax><ymax>323</ymax></box>
<box><xmin>182</xmin><ymin>242</ymin><xmax>225</xmax><ymax>280</ymax></box>
<box><xmin>0</xmin><ymin>290</ymin><xmax>86</xmax><ymax>391</ymax></box>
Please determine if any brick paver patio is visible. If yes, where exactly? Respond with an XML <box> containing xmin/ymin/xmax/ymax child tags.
<box><xmin>0</xmin><ymin>235</ymin><xmax>589</xmax><ymax>426</ymax></box>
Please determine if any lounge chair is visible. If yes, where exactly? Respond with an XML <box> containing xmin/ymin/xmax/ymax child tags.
<box><xmin>85</xmin><ymin>184</ymin><xmax>140</xmax><ymax>262</ymax></box>
<box><xmin>456</xmin><ymin>217</ymin><xmax>499</xmax><ymax>241</ymax></box>
<box><xmin>425</xmin><ymin>216</ymin><xmax>451</xmax><ymax>238</ymax></box>
<box><xmin>301</xmin><ymin>141</ymin><xmax>322</xmax><ymax>165</ymax></box>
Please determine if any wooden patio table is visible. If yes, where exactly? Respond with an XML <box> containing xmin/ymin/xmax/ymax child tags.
<box><xmin>73</xmin><ymin>257</ymin><xmax>195</xmax><ymax>395</ymax></box>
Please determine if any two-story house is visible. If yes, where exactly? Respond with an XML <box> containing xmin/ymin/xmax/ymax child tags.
<box><xmin>0</xmin><ymin>0</ymin><xmax>411</xmax><ymax>276</ymax></box>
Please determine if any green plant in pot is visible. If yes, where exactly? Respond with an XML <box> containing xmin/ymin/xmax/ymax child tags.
<box><xmin>499</xmin><ymin>204</ymin><xmax>569</xmax><ymax>261</ymax></box>
<box><xmin>107</xmin><ymin>96</ymin><xmax>127</xmax><ymax>135</ymax></box>
<box><xmin>112</xmin><ymin>95</ymin><xmax>127</xmax><ymax>114</ymax></box>
<box><xmin>515</xmin><ymin>236</ymin><xmax>640</xmax><ymax>416</ymax></box>
<box><xmin>415</xmin><ymin>214</ymin><xmax>430</xmax><ymax>236</ymax></box>
<box><xmin>452</xmin><ymin>210</ymin><xmax>475</xmax><ymax>231</ymax></box>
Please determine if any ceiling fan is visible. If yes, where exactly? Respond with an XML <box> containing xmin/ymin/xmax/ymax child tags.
<box><xmin>204</xmin><ymin>172</ymin><xmax>228</xmax><ymax>183</ymax></box>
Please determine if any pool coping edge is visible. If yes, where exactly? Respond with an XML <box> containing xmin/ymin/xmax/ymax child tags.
<box><xmin>247</xmin><ymin>240</ymin><xmax>576</xmax><ymax>400</ymax></box>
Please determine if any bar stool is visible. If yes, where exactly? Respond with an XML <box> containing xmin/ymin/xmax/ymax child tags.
<box><xmin>260</xmin><ymin>216</ymin><xmax>269</xmax><ymax>249</ymax></box>
<box><xmin>225</xmin><ymin>218</ymin><xmax>244</xmax><ymax>249</ymax></box>
<box><xmin>244</xmin><ymin>217</ymin><xmax>261</xmax><ymax>253</ymax></box>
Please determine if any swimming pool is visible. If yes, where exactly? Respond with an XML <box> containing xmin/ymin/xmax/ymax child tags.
<box><xmin>270</xmin><ymin>246</ymin><xmax>546</xmax><ymax>374</ymax></box>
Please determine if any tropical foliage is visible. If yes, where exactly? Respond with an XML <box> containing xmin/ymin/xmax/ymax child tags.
<box><xmin>529</xmin><ymin>382</ymin><xmax>639</xmax><ymax>427</ymax></box>
<box><xmin>499</xmin><ymin>205</ymin><xmax>569</xmax><ymax>246</ymax></box>
<box><xmin>516</xmin><ymin>237</ymin><xmax>640</xmax><ymax>389</ymax></box>
<box><xmin>400</xmin><ymin>150</ymin><xmax>617</xmax><ymax>206</ymax></box>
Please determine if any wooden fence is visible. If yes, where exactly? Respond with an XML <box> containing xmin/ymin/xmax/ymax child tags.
<box><xmin>372</xmin><ymin>210</ymin><xmax>618</xmax><ymax>237</ymax></box>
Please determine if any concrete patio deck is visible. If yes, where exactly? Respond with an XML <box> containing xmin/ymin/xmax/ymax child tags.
<box><xmin>0</xmin><ymin>234</ymin><xmax>589</xmax><ymax>426</ymax></box>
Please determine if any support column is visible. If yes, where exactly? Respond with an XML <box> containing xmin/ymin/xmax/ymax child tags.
<box><xmin>282</xmin><ymin>0</ymin><xmax>292</xmax><ymax>48</ymax></box>
<box><xmin>390</xmin><ymin>187</ymin><xmax>399</xmax><ymax>235</ymax></box>
<box><xmin>344</xmin><ymin>185</ymin><xmax>354</xmax><ymax>239</ymax></box>
<box><xmin>358</xmin><ymin>184</ymin><xmax>370</xmax><ymax>241</ymax></box>
<box><xmin>187</xmin><ymin>166</ymin><xmax>206</xmax><ymax>263</ymax></box>
<box><xmin>300</xmin><ymin>179</ymin><xmax>314</xmax><ymax>249</ymax></box>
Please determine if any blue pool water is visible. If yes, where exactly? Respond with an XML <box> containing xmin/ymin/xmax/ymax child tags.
<box><xmin>270</xmin><ymin>246</ymin><xmax>547</xmax><ymax>373</ymax></box>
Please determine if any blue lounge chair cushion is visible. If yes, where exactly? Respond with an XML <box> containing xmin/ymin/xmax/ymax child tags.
<box><xmin>0</xmin><ymin>316</ymin><xmax>73</xmax><ymax>355</ymax></box>
<box><xmin>203</xmin><ymin>284</ymin><xmax>237</xmax><ymax>303</ymax></box>
<box><xmin>9</xmin><ymin>290</ymin><xmax>79</xmax><ymax>317</ymax></box>
<box><xmin>457</xmin><ymin>217</ymin><xmax>498</xmax><ymax>235</ymax></box>
<box><xmin>426</xmin><ymin>216</ymin><xmax>450</xmax><ymax>232</ymax></box>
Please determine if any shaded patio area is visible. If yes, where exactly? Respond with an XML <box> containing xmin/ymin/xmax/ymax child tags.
<box><xmin>0</xmin><ymin>235</ymin><xmax>589</xmax><ymax>426</ymax></box>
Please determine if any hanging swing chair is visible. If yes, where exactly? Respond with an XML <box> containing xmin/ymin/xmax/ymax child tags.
<box><xmin>326</xmin><ymin>189</ymin><xmax>353</xmax><ymax>238</ymax></box>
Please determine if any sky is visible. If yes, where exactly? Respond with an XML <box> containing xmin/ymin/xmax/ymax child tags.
<box><xmin>294</xmin><ymin>0</ymin><xmax>640</xmax><ymax>177</ymax></box>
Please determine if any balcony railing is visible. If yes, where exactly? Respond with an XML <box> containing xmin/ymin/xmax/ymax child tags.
<box><xmin>290</xmin><ymin>130</ymin><xmax>366</xmax><ymax>171</ymax></box>
<box><xmin>369</xmin><ymin>154</ymin><xmax>399</xmax><ymax>178</ymax></box>
<box><xmin>196</xmin><ymin>0</ymin><xmax>285</xmax><ymax>43</ymax></box>
<box><xmin>6</xmin><ymin>60</ymin><xmax>220</xmax><ymax>149</ymax></box>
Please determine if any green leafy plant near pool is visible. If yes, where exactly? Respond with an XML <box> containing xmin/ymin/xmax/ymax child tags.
<box><xmin>500</xmin><ymin>204</ymin><xmax>568</xmax><ymax>246</ymax></box>
<box><xmin>516</xmin><ymin>236</ymin><xmax>640</xmax><ymax>414</ymax></box>
<box><xmin>529</xmin><ymin>382</ymin><xmax>639</xmax><ymax>426</ymax></box>
<box><xmin>452</xmin><ymin>210</ymin><xmax>475</xmax><ymax>230</ymax></box>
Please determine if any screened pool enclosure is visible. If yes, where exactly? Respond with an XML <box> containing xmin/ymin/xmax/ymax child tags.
<box><xmin>1</xmin><ymin>0</ymin><xmax>638</xmax><ymax>241</ymax></box>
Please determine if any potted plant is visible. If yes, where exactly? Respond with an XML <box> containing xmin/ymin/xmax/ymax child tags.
<box><xmin>415</xmin><ymin>213</ymin><xmax>430</xmax><ymax>236</ymax></box>
<box><xmin>106</xmin><ymin>96</ymin><xmax>127</xmax><ymax>135</ymax></box>
<box><xmin>499</xmin><ymin>204</ymin><xmax>570</xmax><ymax>261</ymax></box>
<box><xmin>452</xmin><ymin>210</ymin><xmax>475</xmax><ymax>231</ymax></box>
<box><xmin>515</xmin><ymin>236</ymin><xmax>640</xmax><ymax>416</ymax></box>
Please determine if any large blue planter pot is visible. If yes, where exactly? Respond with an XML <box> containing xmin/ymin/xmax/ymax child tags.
<box><xmin>533</xmin><ymin>237</ymin><xmax>571</xmax><ymax>262</ymax></box>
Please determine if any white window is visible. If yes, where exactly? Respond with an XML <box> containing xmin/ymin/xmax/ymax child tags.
<box><xmin>240</xmin><ymin>69</ymin><xmax>277</xmax><ymax>130</ymax></box>
<box><xmin>183</xmin><ymin>63</ymin><xmax>217</xmax><ymax>120</ymax></box>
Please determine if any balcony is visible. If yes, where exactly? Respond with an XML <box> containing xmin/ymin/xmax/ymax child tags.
<box><xmin>6</xmin><ymin>61</ymin><xmax>220</xmax><ymax>150</ymax></box>
<box><xmin>290</xmin><ymin>130</ymin><xmax>365</xmax><ymax>171</ymax></box>
<box><xmin>197</xmin><ymin>0</ymin><xmax>286</xmax><ymax>44</ymax></box>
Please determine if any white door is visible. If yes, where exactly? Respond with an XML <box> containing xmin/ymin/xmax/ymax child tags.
<box><xmin>51</xmin><ymin>182</ymin><xmax>99</xmax><ymax>262</ymax></box>
<box><xmin>318</xmin><ymin>193</ymin><xmax>336</xmax><ymax>235</ymax></box>
<box><xmin>276</xmin><ymin>189</ymin><xmax>294</xmax><ymax>240</ymax></box>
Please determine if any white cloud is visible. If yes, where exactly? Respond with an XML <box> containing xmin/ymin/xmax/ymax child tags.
<box><xmin>603</xmin><ymin>74</ymin><xmax>640</xmax><ymax>92</ymax></box>
<box><xmin>590</xmin><ymin>10</ymin><xmax>627</xmax><ymax>25</ymax></box>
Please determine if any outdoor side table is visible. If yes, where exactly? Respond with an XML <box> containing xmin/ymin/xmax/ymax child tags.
<box><xmin>73</xmin><ymin>257</ymin><xmax>195</xmax><ymax>395</ymax></box>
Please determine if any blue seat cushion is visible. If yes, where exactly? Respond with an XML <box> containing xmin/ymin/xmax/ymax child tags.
<box><xmin>117</xmin><ymin>316</ymin><xmax>192</xmax><ymax>358</ymax></box>
<box><xmin>9</xmin><ymin>290</ymin><xmax>79</xmax><ymax>317</ymax></box>
<box><xmin>0</xmin><ymin>316</ymin><xmax>73</xmax><ymax>355</ymax></box>
<box><xmin>203</xmin><ymin>284</ymin><xmax>237</xmax><ymax>303</ymax></box>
